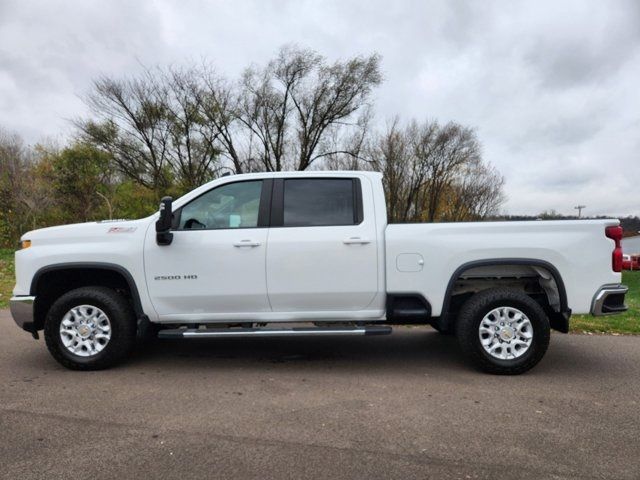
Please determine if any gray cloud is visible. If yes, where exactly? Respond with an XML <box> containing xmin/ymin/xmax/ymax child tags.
<box><xmin>0</xmin><ymin>0</ymin><xmax>638</xmax><ymax>217</ymax></box>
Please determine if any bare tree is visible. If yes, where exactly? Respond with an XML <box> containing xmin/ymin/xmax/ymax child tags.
<box><xmin>77</xmin><ymin>67</ymin><xmax>223</xmax><ymax>193</ymax></box>
<box><xmin>0</xmin><ymin>130</ymin><xmax>22</xmax><ymax>242</ymax></box>
<box><xmin>196</xmin><ymin>71</ymin><xmax>245</xmax><ymax>174</ymax></box>
<box><xmin>197</xmin><ymin>45</ymin><xmax>382</xmax><ymax>173</ymax></box>
<box><xmin>74</xmin><ymin>47</ymin><xmax>503</xmax><ymax>223</ymax></box>
<box><xmin>444</xmin><ymin>160</ymin><xmax>505</xmax><ymax>220</ymax></box>
<box><xmin>78</xmin><ymin>47</ymin><xmax>381</xmax><ymax>187</ymax></box>
<box><xmin>329</xmin><ymin>119</ymin><xmax>504</xmax><ymax>223</ymax></box>
<box><xmin>162</xmin><ymin>67</ymin><xmax>223</xmax><ymax>189</ymax></box>
<box><xmin>0</xmin><ymin>130</ymin><xmax>25</xmax><ymax>191</ymax></box>
<box><xmin>365</xmin><ymin>118</ymin><xmax>413</xmax><ymax>221</ymax></box>
<box><xmin>414</xmin><ymin>122</ymin><xmax>483</xmax><ymax>222</ymax></box>
<box><xmin>0</xmin><ymin>131</ymin><xmax>59</xmax><ymax>240</ymax></box>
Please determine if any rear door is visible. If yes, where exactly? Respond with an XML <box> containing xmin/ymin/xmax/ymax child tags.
<box><xmin>266</xmin><ymin>177</ymin><xmax>379</xmax><ymax>312</ymax></box>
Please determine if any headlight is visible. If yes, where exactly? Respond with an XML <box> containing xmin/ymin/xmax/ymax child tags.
<box><xmin>21</xmin><ymin>239</ymin><xmax>31</xmax><ymax>249</ymax></box>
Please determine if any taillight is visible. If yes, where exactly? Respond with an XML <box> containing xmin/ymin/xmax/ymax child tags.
<box><xmin>605</xmin><ymin>225</ymin><xmax>623</xmax><ymax>272</ymax></box>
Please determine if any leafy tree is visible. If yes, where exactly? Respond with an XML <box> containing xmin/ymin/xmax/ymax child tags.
<box><xmin>45</xmin><ymin>143</ymin><xmax>115</xmax><ymax>222</ymax></box>
<box><xmin>111</xmin><ymin>180</ymin><xmax>157</xmax><ymax>220</ymax></box>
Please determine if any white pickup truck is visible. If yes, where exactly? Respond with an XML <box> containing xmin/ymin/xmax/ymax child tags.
<box><xmin>10</xmin><ymin>171</ymin><xmax>628</xmax><ymax>374</ymax></box>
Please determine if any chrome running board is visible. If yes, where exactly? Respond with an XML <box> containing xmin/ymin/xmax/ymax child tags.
<box><xmin>158</xmin><ymin>325</ymin><xmax>392</xmax><ymax>339</ymax></box>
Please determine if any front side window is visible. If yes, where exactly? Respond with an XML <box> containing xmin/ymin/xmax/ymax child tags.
<box><xmin>283</xmin><ymin>179</ymin><xmax>356</xmax><ymax>227</ymax></box>
<box><xmin>178</xmin><ymin>180</ymin><xmax>263</xmax><ymax>230</ymax></box>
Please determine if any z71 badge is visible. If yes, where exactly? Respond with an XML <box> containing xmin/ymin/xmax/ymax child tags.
<box><xmin>108</xmin><ymin>226</ymin><xmax>137</xmax><ymax>233</ymax></box>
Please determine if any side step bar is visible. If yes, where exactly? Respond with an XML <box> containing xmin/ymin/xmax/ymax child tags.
<box><xmin>158</xmin><ymin>325</ymin><xmax>392</xmax><ymax>339</ymax></box>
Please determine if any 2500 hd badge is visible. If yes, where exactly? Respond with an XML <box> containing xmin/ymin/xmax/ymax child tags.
<box><xmin>154</xmin><ymin>275</ymin><xmax>198</xmax><ymax>281</ymax></box>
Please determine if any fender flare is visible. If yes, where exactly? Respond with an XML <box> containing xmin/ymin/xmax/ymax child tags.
<box><xmin>30</xmin><ymin>262</ymin><xmax>144</xmax><ymax>317</ymax></box>
<box><xmin>439</xmin><ymin>258</ymin><xmax>569</xmax><ymax>331</ymax></box>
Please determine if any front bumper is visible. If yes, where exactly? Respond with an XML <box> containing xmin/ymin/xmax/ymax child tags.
<box><xmin>590</xmin><ymin>285</ymin><xmax>628</xmax><ymax>316</ymax></box>
<box><xmin>9</xmin><ymin>296</ymin><xmax>37</xmax><ymax>335</ymax></box>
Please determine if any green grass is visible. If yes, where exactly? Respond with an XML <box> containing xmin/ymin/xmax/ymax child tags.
<box><xmin>0</xmin><ymin>249</ymin><xmax>15</xmax><ymax>309</ymax></box>
<box><xmin>0</xmin><ymin>247</ymin><xmax>638</xmax><ymax>333</ymax></box>
<box><xmin>570</xmin><ymin>270</ymin><xmax>640</xmax><ymax>334</ymax></box>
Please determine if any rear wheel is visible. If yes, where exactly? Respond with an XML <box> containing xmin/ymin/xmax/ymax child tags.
<box><xmin>456</xmin><ymin>288</ymin><xmax>550</xmax><ymax>375</ymax></box>
<box><xmin>44</xmin><ymin>287</ymin><xmax>136</xmax><ymax>370</ymax></box>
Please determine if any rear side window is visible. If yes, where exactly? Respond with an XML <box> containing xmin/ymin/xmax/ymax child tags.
<box><xmin>283</xmin><ymin>179</ymin><xmax>358</xmax><ymax>227</ymax></box>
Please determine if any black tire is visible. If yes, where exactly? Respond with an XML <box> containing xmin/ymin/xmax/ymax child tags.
<box><xmin>456</xmin><ymin>288</ymin><xmax>550</xmax><ymax>375</ymax></box>
<box><xmin>44</xmin><ymin>286</ymin><xmax>136</xmax><ymax>370</ymax></box>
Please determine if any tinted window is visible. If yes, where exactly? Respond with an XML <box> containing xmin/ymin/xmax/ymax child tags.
<box><xmin>283</xmin><ymin>179</ymin><xmax>355</xmax><ymax>227</ymax></box>
<box><xmin>179</xmin><ymin>181</ymin><xmax>263</xmax><ymax>230</ymax></box>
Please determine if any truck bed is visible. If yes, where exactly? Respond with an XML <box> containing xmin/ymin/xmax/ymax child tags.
<box><xmin>385</xmin><ymin>219</ymin><xmax>620</xmax><ymax>315</ymax></box>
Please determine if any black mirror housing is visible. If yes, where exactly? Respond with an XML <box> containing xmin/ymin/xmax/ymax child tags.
<box><xmin>156</xmin><ymin>196</ymin><xmax>174</xmax><ymax>246</ymax></box>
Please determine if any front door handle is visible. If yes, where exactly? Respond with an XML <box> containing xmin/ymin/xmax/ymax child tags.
<box><xmin>343</xmin><ymin>236</ymin><xmax>371</xmax><ymax>245</ymax></box>
<box><xmin>233</xmin><ymin>239</ymin><xmax>262</xmax><ymax>247</ymax></box>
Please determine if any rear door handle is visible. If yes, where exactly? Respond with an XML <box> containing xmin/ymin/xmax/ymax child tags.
<box><xmin>233</xmin><ymin>239</ymin><xmax>262</xmax><ymax>247</ymax></box>
<box><xmin>343</xmin><ymin>236</ymin><xmax>371</xmax><ymax>245</ymax></box>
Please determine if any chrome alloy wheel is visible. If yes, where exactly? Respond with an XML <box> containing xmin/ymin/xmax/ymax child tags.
<box><xmin>59</xmin><ymin>305</ymin><xmax>112</xmax><ymax>357</ymax></box>
<box><xmin>478</xmin><ymin>306</ymin><xmax>533</xmax><ymax>360</ymax></box>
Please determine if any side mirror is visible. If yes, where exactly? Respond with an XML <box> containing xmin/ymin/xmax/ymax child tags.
<box><xmin>156</xmin><ymin>196</ymin><xmax>174</xmax><ymax>246</ymax></box>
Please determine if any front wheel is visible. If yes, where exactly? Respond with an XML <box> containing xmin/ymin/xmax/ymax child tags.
<box><xmin>44</xmin><ymin>287</ymin><xmax>136</xmax><ymax>370</ymax></box>
<box><xmin>456</xmin><ymin>288</ymin><xmax>550</xmax><ymax>375</ymax></box>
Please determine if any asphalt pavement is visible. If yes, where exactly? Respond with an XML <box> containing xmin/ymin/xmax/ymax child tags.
<box><xmin>1</xmin><ymin>309</ymin><xmax>639</xmax><ymax>480</ymax></box>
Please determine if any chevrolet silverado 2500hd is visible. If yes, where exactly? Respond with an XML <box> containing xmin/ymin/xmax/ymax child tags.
<box><xmin>10</xmin><ymin>171</ymin><xmax>628</xmax><ymax>374</ymax></box>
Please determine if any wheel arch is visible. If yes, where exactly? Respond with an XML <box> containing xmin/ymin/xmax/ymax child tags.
<box><xmin>30</xmin><ymin>262</ymin><xmax>144</xmax><ymax>331</ymax></box>
<box><xmin>438</xmin><ymin>258</ymin><xmax>570</xmax><ymax>333</ymax></box>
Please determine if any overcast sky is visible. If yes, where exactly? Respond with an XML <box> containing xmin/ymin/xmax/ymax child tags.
<box><xmin>1</xmin><ymin>0</ymin><xmax>639</xmax><ymax>216</ymax></box>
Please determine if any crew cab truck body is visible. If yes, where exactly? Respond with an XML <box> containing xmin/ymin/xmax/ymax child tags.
<box><xmin>10</xmin><ymin>171</ymin><xmax>628</xmax><ymax>374</ymax></box>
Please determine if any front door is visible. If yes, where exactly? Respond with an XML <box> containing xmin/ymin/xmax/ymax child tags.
<box><xmin>144</xmin><ymin>179</ymin><xmax>271</xmax><ymax>320</ymax></box>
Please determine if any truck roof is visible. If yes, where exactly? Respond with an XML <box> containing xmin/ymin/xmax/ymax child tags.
<box><xmin>216</xmin><ymin>170</ymin><xmax>383</xmax><ymax>181</ymax></box>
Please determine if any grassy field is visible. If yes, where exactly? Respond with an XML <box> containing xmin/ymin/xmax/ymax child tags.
<box><xmin>0</xmin><ymin>249</ymin><xmax>14</xmax><ymax>309</ymax></box>
<box><xmin>0</xmin><ymin>248</ymin><xmax>638</xmax><ymax>333</ymax></box>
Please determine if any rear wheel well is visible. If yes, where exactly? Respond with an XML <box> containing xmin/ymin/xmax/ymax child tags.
<box><xmin>439</xmin><ymin>262</ymin><xmax>569</xmax><ymax>333</ymax></box>
<box><xmin>31</xmin><ymin>266</ymin><xmax>142</xmax><ymax>331</ymax></box>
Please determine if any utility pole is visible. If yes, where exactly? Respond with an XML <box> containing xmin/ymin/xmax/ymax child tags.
<box><xmin>574</xmin><ymin>205</ymin><xmax>586</xmax><ymax>218</ymax></box>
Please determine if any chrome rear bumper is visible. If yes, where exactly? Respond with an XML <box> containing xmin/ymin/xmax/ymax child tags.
<box><xmin>591</xmin><ymin>285</ymin><xmax>628</xmax><ymax>316</ymax></box>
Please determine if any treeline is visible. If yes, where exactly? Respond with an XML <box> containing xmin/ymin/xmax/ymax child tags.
<box><xmin>620</xmin><ymin>216</ymin><xmax>640</xmax><ymax>236</ymax></box>
<box><xmin>0</xmin><ymin>134</ymin><xmax>159</xmax><ymax>246</ymax></box>
<box><xmin>0</xmin><ymin>46</ymin><xmax>505</xmax><ymax>247</ymax></box>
